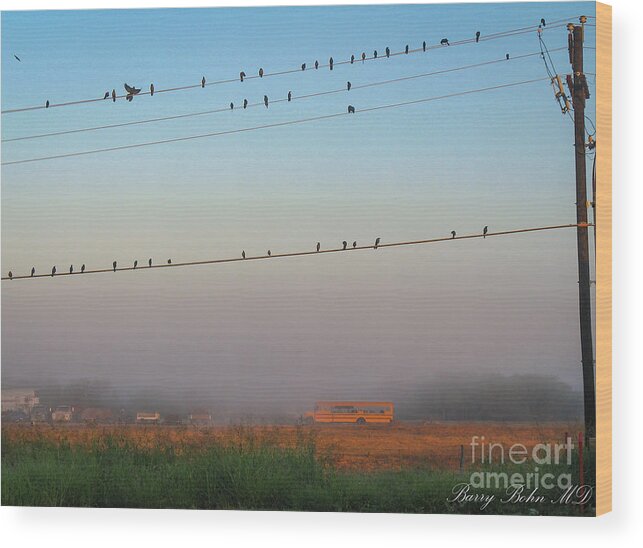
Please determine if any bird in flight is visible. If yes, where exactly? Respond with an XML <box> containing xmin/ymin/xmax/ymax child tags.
<box><xmin>103</xmin><ymin>91</ymin><xmax>109</xmax><ymax>99</ymax></box>
<box><xmin>69</xmin><ymin>265</ymin><xmax>73</xmax><ymax>274</ymax></box>
<box><xmin>81</xmin><ymin>264</ymin><xmax>85</xmax><ymax>273</ymax></box>
<box><xmin>242</xmin><ymin>250</ymin><xmax>246</xmax><ymax>259</ymax></box>
<box><xmin>353</xmin><ymin>241</ymin><xmax>357</xmax><ymax>248</ymax></box>
<box><xmin>240</xmin><ymin>71</ymin><xmax>246</xmax><ymax>82</ymax></box>
<box><xmin>259</xmin><ymin>67</ymin><xmax>264</xmax><ymax>77</ymax></box>
<box><xmin>451</xmin><ymin>231</ymin><xmax>456</xmax><ymax>239</ymax></box>
<box><xmin>347</xmin><ymin>105</ymin><xmax>355</xmax><ymax>114</ymax></box>
<box><xmin>264</xmin><ymin>95</ymin><xmax>269</xmax><ymax>108</ymax></box>
<box><xmin>31</xmin><ymin>267</ymin><xmax>35</xmax><ymax>277</ymax></box>
<box><xmin>316</xmin><ymin>242</ymin><xmax>321</xmax><ymax>252</ymax></box>
<box><xmin>288</xmin><ymin>91</ymin><xmax>292</xmax><ymax>102</ymax></box>
<box><xmin>329</xmin><ymin>57</ymin><xmax>333</xmax><ymax>70</ymax></box>
<box><xmin>441</xmin><ymin>38</ymin><xmax>450</xmax><ymax>46</ymax></box>
<box><xmin>150</xmin><ymin>83</ymin><xmax>154</xmax><ymax>96</ymax></box>
<box><xmin>342</xmin><ymin>241</ymin><xmax>347</xmax><ymax>250</ymax></box>
<box><xmin>134</xmin><ymin>260</ymin><xmax>138</xmax><ymax>269</ymax></box>
<box><xmin>347</xmin><ymin>81</ymin><xmax>351</xmax><ymax>91</ymax></box>
<box><xmin>386</xmin><ymin>47</ymin><xmax>390</xmax><ymax>58</ymax></box>
<box><xmin>112</xmin><ymin>261</ymin><xmax>117</xmax><ymax>272</ymax></box>
<box><xmin>51</xmin><ymin>266</ymin><xmax>56</xmax><ymax>277</ymax></box>
<box><xmin>374</xmin><ymin>237</ymin><xmax>380</xmax><ymax>249</ymax></box>
<box><xmin>483</xmin><ymin>226</ymin><xmax>488</xmax><ymax>238</ymax></box>
<box><xmin>13</xmin><ymin>54</ymin><xmax>21</xmax><ymax>62</ymax></box>
<box><xmin>124</xmin><ymin>83</ymin><xmax>141</xmax><ymax>96</ymax></box>
<box><xmin>8</xmin><ymin>271</ymin><xmax>12</xmax><ymax>280</ymax></box>
<box><xmin>148</xmin><ymin>258</ymin><xmax>152</xmax><ymax>267</ymax></box>
<box><xmin>201</xmin><ymin>77</ymin><xmax>206</xmax><ymax>88</ymax></box>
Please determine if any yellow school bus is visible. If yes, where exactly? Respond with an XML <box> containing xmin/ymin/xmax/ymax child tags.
<box><xmin>306</xmin><ymin>401</ymin><xmax>394</xmax><ymax>424</ymax></box>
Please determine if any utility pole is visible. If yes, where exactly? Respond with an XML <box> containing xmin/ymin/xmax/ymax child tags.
<box><xmin>569</xmin><ymin>20</ymin><xmax>596</xmax><ymax>440</ymax></box>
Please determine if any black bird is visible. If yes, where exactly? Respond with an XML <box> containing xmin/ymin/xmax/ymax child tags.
<box><xmin>150</xmin><ymin>83</ymin><xmax>154</xmax><ymax>96</ymax></box>
<box><xmin>230</xmin><ymin>102</ymin><xmax>234</xmax><ymax>110</ymax></box>
<box><xmin>267</xmin><ymin>250</ymin><xmax>271</xmax><ymax>257</ymax></box>
<box><xmin>301</xmin><ymin>63</ymin><xmax>306</xmax><ymax>71</ymax></box>
<box><xmin>259</xmin><ymin>68</ymin><xmax>264</xmax><ymax>78</ymax></box>
<box><xmin>350</xmin><ymin>55</ymin><xmax>355</xmax><ymax>64</ymax></box>
<box><xmin>506</xmin><ymin>53</ymin><xmax>510</xmax><ymax>60</ymax></box>
<box><xmin>81</xmin><ymin>264</ymin><xmax>85</xmax><ymax>273</ymax></box>
<box><xmin>373</xmin><ymin>50</ymin><xmax>378</xmax><ymax>59</ymax></box>
<box><xmin>423</xmin><ymin>41</ymin><xmax>426</xmax><ymax>52</ymax></box>
<box><xmin>112</xmin><ymin>89</ymin><xmax>116</xmax><ymax>102</ymax></box>
<box><xmin>243</xmin><ymin>99</ymin><xmax>248</xmax><ymax>109</ymax></box>
<box><xmin>51</xmin><ymin>266</ymin><xmax>56</xmax><ymax>277</ymax></box>
<box><xmin>541</xmin><ymin>18</ymin><xmax>546</xmax><ymax>27</ymax></box>
<box><xmin>342</xmin><ymin>241</ymin><xmax>347</xmax><ymax>250</ymax></box>
<box><xmin>201</xmin><ymin>77</ymin><xmax>206</xmax><ymax>88</ymax></box>
<box><xmin>353</xmin><ymin>241</ymin><xmax>357</xmax><ymax>248</ymax></box>
<box><xmin>316</xmin><ymin>242</ymin><xmax>321</xmax><ymax>252</ymax></box>
<box><xmin>103</xmin><ymin>91</ymin><xmax>109</xmax><ymax>99</ymax></box>
<box><xmin>242</xmin><ymin>250</ymin><xmax>246</xmax><ymax>259</ymax></box>
<box><xmin>13</xmin><ymin>54</ymin><xmax>21</xmax><ymax>62</ymax></box>
<box><xmin>167</xmin><ymin>259</ymin><xmax>172</xmax><ymax>264</ymax></box>
<box><xmin>45</xmin><ymin>100</ymin><xmax>49</xmax><ymax>108</ymax></box>
<box><xmin>315</xmin><ymin>60</ymin><xmax>319</xmax><ymax>69</ymax></box>
<box><xmin>476</xmin><ymin>31</ymin><xmax>481</xmax><ymax>42</ymax></box>
<box><xmin>31</xmin><ymin>267</ymin><xmax>35</xmax><ymax>277</ymax></box>
<box><xmin>113</xmin><ymin>261</ymin><xmax>117</xmax><ymax>272</ymax></box>
<box><xmin>69</xmin><ymin>265</ymin><xmax>73</xmax><ymax>274</ymax></box>
<box><xmin>405</xmin><ymin>45</ymin><xmax>409</xmax><ymax>54</ymax></box>
<box><xmin>483</xmin><ymin>226</ymin><xmax>488</xmax><ymax>238</ymax></box>
<box><xmin>347</xmin><ymin>81</ymin><xmax>351</xmax><ymax>91</ymax></box>
<box><xmin>288</xmin><ymin>91</ymin><xmax>292</xmax><ymax>102</ymax></box>
<box><xmin>386</xmin><ymin>47</ymin><xmax>390</xmax><ymax>58</ymax></box>
<box><xmin>347</xmin><ymin>105</ymin><xmax>355</xmax><ymax>114</ymax></box>
<box><xmin>329</xmin><ymin>57</ymin><xmax>333</xmax><ymax>70</ymax></box>
<box><xmin>374</xmin><ymin>237</ymin><xmax>380</xmax><ymax>249</ymax></box>
<box><xmin>451</xmin><ymin>231</ymin><xmax>456</xmax><ymax>239</ymax></box>
<box><xmin>361</xmin><ymin>52</ymin><xmax>366</xmax><ymax>63</ymax></box>
<box><xmin>441</xmin><ymin>38</ymin><xmax>450</xmax><ymax>46</ymax></box>
<box><xmin>148</xmin><ymin>258</ymin><xmax>152</xmax><ymax>267</ymax></box>
<box><xmin>8</xmin><ymin>271</ymin><xmax>12</xmax><ymax>280</ymax></box>
<box><xmin>134</xmin><ymin>260</ymin><xmax>138</xmax><ymax>269</ymax></box>
<box><xmin>264</xmin><ymin>95</ymin><xmax>269</xmax><ymax>108</ymax></box>
<box><xmin>124</xmin><ymin>83</ymin><xmax>141</xmax><ymax>96</ymax></box>
<box><xmin>240</xmin><ymin>71</ymin><xmax>246</xmax><ymax>82</ymax></box>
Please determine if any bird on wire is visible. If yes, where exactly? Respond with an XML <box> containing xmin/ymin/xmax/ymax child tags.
<box><xmin>81</xmin><ymin>264</ymin><xmax>85</xmax><ymax>273</ymax></box>
<box><xmin>201</xmin><ymin>77</ymin><xmax>206</xmax><ymax>88</ymax></box>
<box><xmin>347</xmin><ymin>81</ymin><xmax>351</xmax><ymax>91</ymax></box>
<box><xmin>8</xmin><ymin>271</ymin><xmax>12</xmax><ymax>280</ymax></box>
<box><xmin>264</xmin><ymin>95</ymin><xmax>269</xmax><ymax>108</ymax></box>
<box><xmin>267</xmin><ymin>250</ymin><xmax>271</xmax><ymax>257</ymax></box>
<box><xmin>288</xmin><ymin>91</ymin><xmax>292</xmax><ymax>102</ymax></box>
<box><xmin>301</xmin><ymin>63</ymin><xmax>306</xmax><ymax>71</ymax></box>
<box><xmin>386</xmin><ymin>47</ymin><xmax>390</xmax><ymax>58</ymax></box>
<box><xmin>405</xmin><ymin>45</ymin><xmax>409</xmax><ymax>54</ymax></box>
<box><xmin>45</xmin><ymin>100</ymin><xmax>49</xmax><ymax>108</ymax></box>
<box><xmin>230</xmin><ymin>102</ymin><xmax>234</xmax><ymax>110</ymax></box>
<box><xmin>347</xmin><ymin>105</ymin><xmax>355</xmax><ymax>114</ymax></box>
<box><xmin>506</xmin><ymin>53</ymin><xmax>510</xmax><ymax>60</ymax></box>
<box><xmin>451</xmin><ymin>231</ymin><xmax>456</xmax><ymax>239</ymax></box>
<box><xmin>541</xmin><ymin>18</ymin><xmax>546</xmax><ymax>27</ymax></box>
<box><xmin>150</xmin><ymin>83</ymin><xmax>154</xmax><ymax>96</ymax></box>
<box><xmin>112</xmin><ymin>89</ymin><xmax>116</xmax><ymax>102</ymax></box>
<box><xmin>316</xmin><ymin>242</ymin><xmax>321</xmax><ymax>252</ymax></box>
<box><xmin>124</xmin><ymin>83</ymin><xmax>141</xmax><ymax>100</ymax></box>
<box><xmin>243</xmin><ymin>99</ymin><xmax>248</xmax><ymax>109</ymax></box>
<box><xmin>441</xmin><ymin>38</ymin><xmax>450</xmax><ymax>46</ymax></box>
<box><xmin>259</xmin><ymin>67</ymin><xmax>264</xmax><ymax>78</ymax></box>
<box><xmin>343</xmin><ymin>241</ymin><xmax>347</xmax><ymax>250</ymax></box>
<box><xmin>423</xmin><ymin>41</ymin><xmax>427</xmax><ymax>52</ymax></box>
<box><xmin>476</xmin><ymin>31</ymin><xmax>481</xmax><ymax>42</ymax></box>
<box><xmin>51</xmin><ymin>266</ymin><xmax>56</xmax><ymax>277</ymax></box>
<box><xmin>353</xmin><ymin>241</ymin><xmax>357</xmax><ymax>248</ymax></box>
<box><xmin>350</xmin><ymin>55</ymin><xmax>355</xmax><ymax>64</ymax></box>
<box><xmin>242</xmin><ymin>250</ymin><xmax>246</xmax><ymax>259</ymax></box>
<box><xmin>374</xmin><ymin>237</ymin><xmax>381</xmax><ymax>249</ymax></box>
<box><xmin>113</xmin><ymin>261</ymin><xmax>117</xmax><ymax>272</ymax></box>
<box><xmin>31</xmin><ymin>267</ymin><xmax>35</xmax><ymax>277</ymax></box>
<box><xmin>240</xmin><ymin>71</ymin><xmax>246</xmax><ymax>82</ymax></box>
<box><xmin>167</xmin><ymin>259</ymin><xmax>172</xmax><ymax>265</ymax></box>
<box><xmin>373</xmin><ymin>50</ymin><xmax>378</xmax><ymax>59</ymax></box>
<box><xmin>315</xmin><ymin>60</ymin><xmax>319</xmax><ymax>69</ymax></box>
<box><xmin>483</xmin><ymin>226</ymin><xmax>488</xmax><ymax>238</ymax></box>
<box><xmin>329</xmin><ymin>57</ymin><xmax>333</xmax><ymax>70</ymax></box>
<box><xmin>69</xmin><ymin>265</ymin><xmax>73</xmax><ymax>274</ymax></box>
<box><xmin>148</xmin><ymin>259</ymin><xmax>152</xmax><ymax>267</ymax></box>
<box><xmin>103</xmin><ymin>91</ymin><xmax>109</xmax><ymax>99</ymax></box>
<box><xmin>134</xmin><ymin>260</ymin><xmax>138</xmax><ymax>269</ymax></box>
<box><xmin>361</xmin><ymin>52</ymin><xmax>366</xmax><ymax>63</ymax></box>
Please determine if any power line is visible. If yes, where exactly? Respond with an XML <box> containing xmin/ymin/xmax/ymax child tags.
<box><xmin>1</xmin><ymin>77</ymin><xmax>549</xmax><ymax>166</ymax></box>
<box><xmin>1</xmin><ymin>19</ymin><xmax>575</xmax><ymax>115</ymax></box>
<box><xmin>2</xmin><ymin>223</ymin><xmax>591</xmax><ymax>282</ymax></box>
<box><xmin>2</xmin><ymin>49</ymin><xmax>565</xmax><ymax>144</ymax></box>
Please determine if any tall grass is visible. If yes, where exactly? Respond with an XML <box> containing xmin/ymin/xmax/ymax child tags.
<box><xmin>1</xmin><ymin>429</ymin><xmax>593</xmax><ymax>515</ymax></box>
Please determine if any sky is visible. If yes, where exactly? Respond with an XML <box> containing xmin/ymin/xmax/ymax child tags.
<box><xmin>1</xmin><ymin>2</ymin><xmax>597</xmax><ymax>418</ymax></box>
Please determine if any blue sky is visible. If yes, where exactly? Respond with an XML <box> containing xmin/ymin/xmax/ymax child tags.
<box><xmin>1</xmin><ymin>3</ymin><xmax>597</xmax><ymax>414</ymax></box>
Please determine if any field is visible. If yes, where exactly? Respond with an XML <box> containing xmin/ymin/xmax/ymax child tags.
<box><xmin>1</xmin><ymin>422</ymin><xmax>594</xmax><ymax>514</ymax></box>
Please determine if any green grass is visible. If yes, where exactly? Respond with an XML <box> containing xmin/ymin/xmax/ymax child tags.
<box><xmin>1</xmin><ymin>432</ymin><xmax>594</xmax><ymax>515</ymax></box>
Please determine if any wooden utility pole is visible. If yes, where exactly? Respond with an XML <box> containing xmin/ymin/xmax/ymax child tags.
<box><xmin>570</xmin><ymin>22</ymin><xmax>596</xmax><ymax>439</ymax></box>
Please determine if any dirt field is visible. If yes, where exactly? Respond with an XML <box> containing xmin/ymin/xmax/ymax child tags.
<box><xmin>1</xmin><ymin>421</ymin><xmax>580</xmax><ymax>471</ymax></box>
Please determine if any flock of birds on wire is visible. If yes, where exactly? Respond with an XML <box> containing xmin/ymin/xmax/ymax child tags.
<box><xmin>5</xmin><ymin>227</ymin><xmax>490</xmax><ymax>280</ymax></box>
<box><xmin>20</xmin><ymin>18</ymin><xmax>551</xmax><ymax>112</ymax></box>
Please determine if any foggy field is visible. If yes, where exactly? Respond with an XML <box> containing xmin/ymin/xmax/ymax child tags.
<box><xmin>2</xmin><ymin>422</ymin><xmax>592</xmax><ymax>514</ymax></box>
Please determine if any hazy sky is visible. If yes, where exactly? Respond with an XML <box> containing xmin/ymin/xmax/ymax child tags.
<box><xmin>1</xmin><ymin>3</ymin><xmax>597</xmax><ymax>416</ymax></box>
